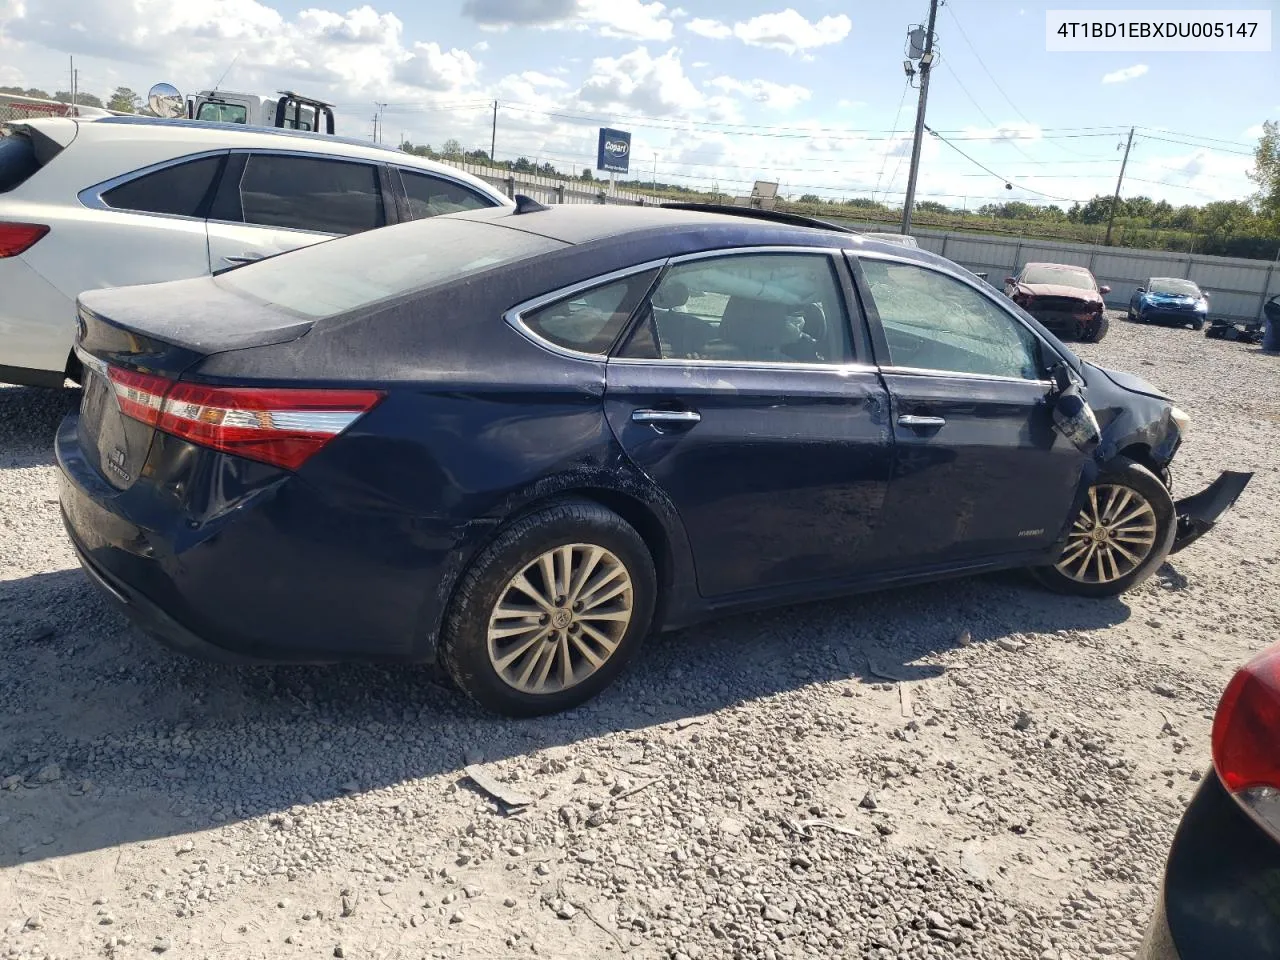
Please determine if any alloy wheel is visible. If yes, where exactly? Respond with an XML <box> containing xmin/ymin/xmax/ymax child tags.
<box><xmin>1055</xmin><ymin>484</ymin><xmax>1159</xmax><ymax>584</ymax></box>
<box><xmin>486</xmin><ymin>544</ymin><xmax>634</xmax><ymax>695</ymax></box>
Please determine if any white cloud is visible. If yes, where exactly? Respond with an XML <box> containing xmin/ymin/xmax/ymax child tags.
<box><xmin>520</xmin><ymin>70</ymin><xmax>568</xmax><ymax>88</ymax></box>
<box><xmin>396</xmin><ymin>42</ymin><xmax>480</xmax><ymax>92</ymax></box>
<box><xmin>709</xmin><ymin>76</ymin><xmax>810</xmax><ymax>110</ymax></box>
<box><xmin>961</xmin><ymin>122</ymin><xmax>1044</xmax><ymax>143</ymax></box>
<box><xmin>473</xmin><ymin>39</ymin><xmax>490</xmax><ymax>51</ymax></box>
<box><xmin>1243</xmin><ymin>123</ymin><xmax>1265</xmax><ymax>139</ymax></box>
<box><xmin>733</xmin><ymin>9</ymin><xmax>851</xmax><ymax>56</ymax></box>
<box><xmin>576</xmin><ymin>45</ymin><xmax>706</xmax><ymax>116</ymax></box>
<box><xmin>1102</xmin><ymin>63</ymin><xmax>1148</xmax><ymax>83</ymax></box>
<box><xmin>686</xmin><ymin>17</ymin><xmax>732</xmax><ymax>39</ymax></box>
<box><xmin>2</xmin><ymin>0</ymin><xmax>480</xmax><ymax>99</ymax></box>
<box><xmin>463</xmin><ymin>0</ymin><xmax>673</xmax><ymax>41</ymax></box>
<box><xmin>691</xmin><ymin>60</ymin><xmax>710</xmax><ymax>68</ymax></box>
<box><xmin>837</xmin><ymin>98</ymin><xmax>865</xmax><ymax>109</ymax></box>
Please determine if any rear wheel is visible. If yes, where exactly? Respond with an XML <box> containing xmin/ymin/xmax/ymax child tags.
<box><xmin>440</xmin><ymin>500</ymin><xmax>656</xmax><ymax>717</ymax></box>
<box><xmin>1032</xmin><ymin>458</ymin><xmax>1175</xmax><ymax>598</ymax></box>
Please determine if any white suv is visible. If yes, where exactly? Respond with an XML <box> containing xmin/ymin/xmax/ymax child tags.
<box><xmin>0</xmin><ymin>116</ymin><xmax>512</xmax><ymax>387</ymax></box>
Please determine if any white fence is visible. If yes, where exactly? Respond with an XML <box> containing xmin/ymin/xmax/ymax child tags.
<box><xmin>443</xmin><ymin>159</ymin><xmax>652</xmax><ymax>207</ymax></box>
<box><xmin>828</xmin><ymin>218</ymin><xmax>1277</xmax><ymax>322</ymax></box>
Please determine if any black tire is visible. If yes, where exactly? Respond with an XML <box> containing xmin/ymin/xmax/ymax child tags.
<box><xmin>439</xmin><ymin>500</ymin><xmax>656</xmax><ymax>717</ymax></box>
<box><xmin>1192</xmin><ymin>319</ymin><xmax>1204</xmax><ymax>331</ymax></box>
<box><xmin>1126</xmin><ymin>307</ymin><xmax>1136</xmax><ymax>322</ymax></box>
<box><xmin>1081</xmin><ymin>313</ymin><xmax>1110</xmax><ymax>343</ymax></box>
<box><xmin>1032</xmin><ymin>457</ymin><xmax>1176</xmax><ymax>598</ymax></box>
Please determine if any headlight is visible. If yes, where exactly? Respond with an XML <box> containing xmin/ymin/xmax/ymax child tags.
<box><xmin>1195</xmin><ymin>300</ymin><xmax>1208</xmax><ymax>312</ymax></box>
<box><xmin>1170</xmin><ymin>406</ymin><xmax>1191</xmax><ymax>434</ymax></box>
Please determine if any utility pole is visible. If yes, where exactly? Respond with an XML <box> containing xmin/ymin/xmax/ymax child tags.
<box><xmin>901</xmin><ymin>0</ymin><xmax>939</xmax><ymax>236</ymax></box>
<box><xmin>652</xmin><ymin>152</ymin><xmax>659</xmax><ymax>197</ymax></box>
<box><xmin>490</xmin><ymin>100</ymin><xmax>498</xmax><ymax>164</ymax></box>
<box><xmin>1104</xmin><ymin>126</ymin><xmax>1135</xmax><ymax>246</ymax></box>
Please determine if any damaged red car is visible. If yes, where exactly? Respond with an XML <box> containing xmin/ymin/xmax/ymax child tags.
<box><xmin>1005</xmin><ymin>262</ymin><xmax>1111</xmax><ymax>343</ymax></box>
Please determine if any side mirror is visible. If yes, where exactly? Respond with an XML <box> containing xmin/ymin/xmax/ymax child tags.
<box><xmin>1004</xmin><ymin>277</ymin><xmax>1017</xmax><ymax>286</ymax></box>
<box><xmin>1049</xmin><ymin>362</ymin><xmax>1100</xmax><ymax>453</ymax></box>
<box><xmin>1135</xmin><ymin>287</ymin><xmax>1145</xmax><ymax>293</ymax></box>
<box><xmin>1202</xmin><ymin>291</ymin><xmax>1211</xmax><ymax>299</ymax></box>
<box><xmin>1098</xmin><ymin>285</ymin><xmax>1111</xmax><ymax>295</ymax></box>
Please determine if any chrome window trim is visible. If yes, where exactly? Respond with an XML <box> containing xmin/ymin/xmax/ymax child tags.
<box><xmin>610</xmin><ymin>357</ymin><xmax>879</xmax><ymax>375</ymax></box>
<box><xmin>78</xmin><ymin>148</ymin><xmax>230</xmax><ymax>219</ymax></box>
<box><xmin>851</xmin><ymin>249</ymin><xmax>1072</xmax><ymax>374</ymax></box>
<box><xmin>879</xmin><ymin>364</ymin><xmax>1052</xmax><ymax>387</ymax></box>
<box><xmin>505</xmin><ymin>260</ymin><xmax>669</xmax><ymax>362</ymax></box>
<box><xmin>665</xmin><ymin>244</ymin><xmax>850</xmax><ymax>264</ymax></box>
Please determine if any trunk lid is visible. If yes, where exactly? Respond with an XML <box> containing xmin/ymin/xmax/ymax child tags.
<box><xmin>74</xmin><ymin>276</ymin><xmax>314</xmax><ymax>490</ymax></box>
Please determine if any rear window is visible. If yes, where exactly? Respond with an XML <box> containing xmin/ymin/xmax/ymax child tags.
<box><xmin>102</xmin><ymin>155</ymin><xmax>224</xmax><ymax>218</ymax></box>
<box><xmin>215</xmin><ymin>217</ymin><xmax>564</xmax><ymax>318</ymax></box>
<box><xmin>197</xmin><ymin>102</ymin><xmax>248</xmax><ymax>124</ymax></box>
<box><xmin>0</xmin><ymin>134</ymin><xmax>40</xmax><ymax>193</ymax></box>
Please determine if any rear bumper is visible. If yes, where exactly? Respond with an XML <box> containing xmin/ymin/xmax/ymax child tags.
<box><xmin>55</xmin><ymin>411</ymin><xmax>458</xmax><ymax>664</ymax></box>
<box><xmin>1136</xmin><ymin>771</ymin><xmax>1280</xmax><ymax>960</ymax></box>
<box><xmin>1170</xmin><ymin>470</ymin><xmax>1252</xmax><ymax>554</ymax></box>
<box><xmin>65</xmin><ymin>529</ymin><xmax>272</xmax><ymax>665</ymax></box>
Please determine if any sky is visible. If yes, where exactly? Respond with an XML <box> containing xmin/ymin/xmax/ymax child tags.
<box><xmin>0</xmin><ymin>0</ymin><xmax>1274</xmax><ymax>209</ymax></box>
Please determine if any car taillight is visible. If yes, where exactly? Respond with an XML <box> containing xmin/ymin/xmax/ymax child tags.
<box><xmin>106</xmin><ymin>365</ymin><xmax>384</xmax><ymax>471</ymax></box>
<box><xmin>0</xmin><ymin>222</ymin><xmax>49</xmax><ymax>258</ymax></box>
<box><xmin>1212</xmin><ymin>642</ymin><xmax>1280</xmax><ymax>839</ymax></box>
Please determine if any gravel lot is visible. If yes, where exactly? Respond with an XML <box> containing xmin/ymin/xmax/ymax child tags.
<box><xmin>1</xmin><ymin>314</ymin><xmax>1277</xmax><ymax>960</ymax></box>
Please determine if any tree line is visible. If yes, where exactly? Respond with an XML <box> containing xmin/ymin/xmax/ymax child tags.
<box><xmin>0</xmin><ymin>85</ymin><xmax>146</xmax><ymax>113</ymax></box>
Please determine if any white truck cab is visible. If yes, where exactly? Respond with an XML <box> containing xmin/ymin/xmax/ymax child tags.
<box><xmin>188</xmin><ymin>91</ymin><xmax>335</xmax><ymax>134</ymax></box>
<box><xmin>146</xmin><ymin>83</ymin><xmax>335</xmax><ymax>134</ymax></box>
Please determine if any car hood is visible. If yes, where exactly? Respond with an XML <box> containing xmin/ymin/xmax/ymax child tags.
<box><xmin>1085</xmin><ymin>361</ymin><xmax>1170</xmax><ymax>401</ymax></box>
<box><xmin>1143</xmin><ymin>292</ymin><xmax>1201</xmax><ymax>305</ymax></box>
<box><xmin>1018</xmin><ymin>282</ymin><xmax>1101</xmax><ymax>303</ymax></box>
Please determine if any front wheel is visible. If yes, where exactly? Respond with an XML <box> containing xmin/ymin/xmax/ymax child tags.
<box><xmin>1192</xmin><ymin>319</ymin><xmax>1204</xmax><ymax>331</ymax></box>
<box><xmin>1081</xmin><ymin>313</ymin><xmax>1110</xmax><ymax>343</ymax></box>
<box><xmin>1032</xmin><ymin>458</ymin><xmax>1176</xmax><ymax>598</ymax></box>
<box><xmin>440</xmin><ymin>500</ymin><xmax>657</xmax><ymax>717</ymax></box>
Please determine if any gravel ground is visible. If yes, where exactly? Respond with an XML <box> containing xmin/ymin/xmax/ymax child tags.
<box><xmin>1</xmin><ymin>313</ymin><xmax>1278</xmax><ymax>960</ymax></box>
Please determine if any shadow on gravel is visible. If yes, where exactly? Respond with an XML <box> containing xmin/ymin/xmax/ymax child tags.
<box><xmin>0</xmin><ymin>386</ymin><xmax>78</xmax><ymax>469</ymax></box>
<box><xmin>0</xmin><ymin>563</ymin><xmax>1132</xmax><ymax>868</ymax></box>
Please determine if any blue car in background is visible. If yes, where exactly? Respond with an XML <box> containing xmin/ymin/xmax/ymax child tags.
<box><xmin>1128</xmin><ymin>278</ymin><xmax>1210</xmax><ymax>330</ymax></box>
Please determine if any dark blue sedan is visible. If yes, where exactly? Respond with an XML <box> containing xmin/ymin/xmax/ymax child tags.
<box><xmin>1128</xmin><ymin>277</ymin><xmax>1210</xmax><ymax>329</ymax></box>
<box><xmin>56</xmin><ymin>204</ymin><xmax>1250</xmax><ymax>715</ymax></box>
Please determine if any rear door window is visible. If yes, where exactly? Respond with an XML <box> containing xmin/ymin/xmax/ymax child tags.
<box><xmin>521</xmin><ymin>271</ymin><xmax>659</xmax><ymax>355</ymax></box>
<box><xmin>101</xmin><ymin>155</ymin><xmax>225</xmax><ymax>218</ymax></box>
<box><xmin>238</xmin><ymin>154</ymin><xmax>386</xmax><ymax>235</ymax></box>
<box><xmin>399</xmin><ymin>170</ymin><xmax>495</xmax><ymax>219</ymax></box>
<box><xmin>0</xmin><ymin>134</ymin><xmax>40</xmax><ymax>193</ymax></box>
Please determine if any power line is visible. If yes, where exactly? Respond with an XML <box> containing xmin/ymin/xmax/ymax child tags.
<box><xmin>923</xmin><ymin>125</ymin><xmax>1085</xmax><ymax>203</ymax></box>
<box><xmin>872</xmin><ymin>79</ymin><xmax>912</xmax><ymax>203</ymax></box>
<box><xmin>1135</xmin><ymin>133</ymin><xmax>1254</xmax><ymax>156</ymax></box>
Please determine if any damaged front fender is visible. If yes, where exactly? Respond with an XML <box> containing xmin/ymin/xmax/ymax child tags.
<box><xmin>1170</xmin><ymin>471</ymin><xmax>1253</xmax><ymax>554</ymax></box>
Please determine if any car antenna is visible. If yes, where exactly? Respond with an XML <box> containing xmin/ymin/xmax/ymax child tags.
<box><xmin>513</xmin><ymin>194</ymin><xmax>549</xmax><ymax>214</ymax></box>
<box><xmin>211</xmin><ymin>52</ymin><xmax>241</xmax><ymax>95</ymax></box>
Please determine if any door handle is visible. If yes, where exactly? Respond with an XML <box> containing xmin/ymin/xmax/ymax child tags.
<box><xmin>222</xmin><ymin>254</ymin><xmax>263</xmax><ymax>265</ymax></box>
<box><xmin>632</xmin><ymin>409</ymin><xmax>701</xmax><ymax>426</ymax></box>
<box><xmin>898</xmin><ymin>414</ymin><xmax>946</xmax><ymax>429</ymax></box>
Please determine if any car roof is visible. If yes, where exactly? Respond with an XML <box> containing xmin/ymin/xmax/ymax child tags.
<box><xmin>1023</xmin><ymin>262</ymin><xmax>1093</xmax><ymax>272</ymax></box>
<box><xmin>449</xmin><ymin>204</ymin><xmax>946</xmax><ymax>262</ymax></box>
<box><xmin>18</xmin><ymin>115</ymin><xmax>510</xmax><ymax>203</ymax></box>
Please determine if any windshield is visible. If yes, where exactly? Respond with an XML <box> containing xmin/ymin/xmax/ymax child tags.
<box><xmin>1021</xmin><ymin>266</ymin><xmax>1095</xmax><ymax>290</ymax></box>
<box><xmin>1148</xmin><ymin>278</ymin><xmax>1200</xmax><ymax>297</ymax></box>
<box><xmin>216</xmin><ymin>217</ymin><xmax>564</xmax><ymax>318</ymax></box>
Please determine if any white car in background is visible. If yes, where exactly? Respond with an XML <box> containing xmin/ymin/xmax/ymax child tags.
<box><xmin>0</xmin><ymin>116</ymin><xmax>512</xmax><ymax>387</ymax></box>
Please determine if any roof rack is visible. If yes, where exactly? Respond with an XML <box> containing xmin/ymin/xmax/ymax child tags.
<box><xmin>660</xmin><ymin>202</ymin><xmax>857</xmax><ymax>235</ymax></box>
